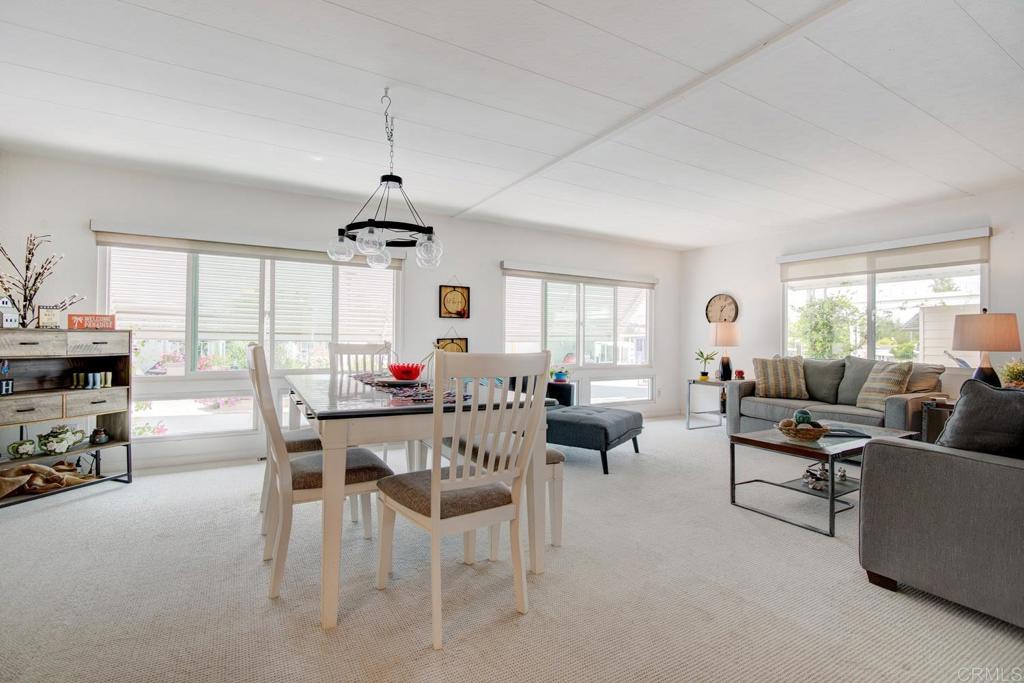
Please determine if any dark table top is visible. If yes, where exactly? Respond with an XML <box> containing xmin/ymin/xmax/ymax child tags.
<box><xmin>730</xmin><ymin>420</ymin><xmax>917</xmax><ymax>460</ymax></box>
<box><xmin>285</xmin><ymin>373</ymin><xmax>556</xmax><ymax>420</ymax></box>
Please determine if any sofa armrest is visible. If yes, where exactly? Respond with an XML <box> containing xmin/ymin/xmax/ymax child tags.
<box><xmin>860</xmin><ymin>437</ymin><xmax>1024</xmax><ymax>627</ymax></box>
<box><xmin>725</xmin><ymin>380</ymin><xmax>756</xmax><ymax>434</ymax></box>
<box><xmin>883</xmin><ymin>391</ymin><xmax>946</xmax><ymax>432</ymax></box>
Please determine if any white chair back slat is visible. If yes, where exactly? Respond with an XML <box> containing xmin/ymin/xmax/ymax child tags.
<box><xmin>431</xmin><ymin>350</ymin><xmax>550</xmax><ymax>508</ymax></box>
<box><xmin>247</xmin><ymin>343</ymin><xmax>294</xmax><ymax>493</ymax></box>
<box><xmin>329</xmin><ymin>342</ymin><xmax>392</xmax><ymax>375</ymax></box>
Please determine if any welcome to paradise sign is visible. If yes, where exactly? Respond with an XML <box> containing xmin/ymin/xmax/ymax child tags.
<box><xmin>68</xmin><ymin>314</ymin><xmax>116</xmax><ymax>330</ymax></box>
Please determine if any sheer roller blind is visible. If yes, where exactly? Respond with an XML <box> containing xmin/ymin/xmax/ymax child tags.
<box><xmin>273</xmin><ymin>261</ymin><xmax>333</xmax><ymax>342</ymax></box>
<box><xmin>780</xmin><ymin>234</ymin><xmax>989</xmax><ymax>282</ymax></box>
<box><xmin>504</xmin><ymin>276</ymin><xmax>542</xmax><ymax>353</ymax></box>
<box><xmin>108</xmin><ymin>247</ymin><xmax>187</xmax><ymax>337</ymax></box>
<box><xmin>337</xmin><ymin>267</ymin><xmax>395</xmax><ymax>343</ymax></box>
<box><xmin>196</xmin><ymin>254</ymin><xmax>261</xmax><ymax>340</ymax></box>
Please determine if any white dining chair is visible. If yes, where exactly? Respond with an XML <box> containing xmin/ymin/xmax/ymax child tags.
<box><xmin>329</xmin><ymin>342</ymin><xmax>397</xmax><ymax>525</ymax></box>
<box><xmin>484</xmin><ymin>447</ymin><xmax>565</xmax><ymax>557</ymax></box>
<box><xmin>247</xmin><ymin>344</ymin><xmax>393</xmax><ymax>597</ymax></box>
<box><xmin>376</xmin><ymin>349</ymin><xmax>550</xmax><ymax>649</ymax></box>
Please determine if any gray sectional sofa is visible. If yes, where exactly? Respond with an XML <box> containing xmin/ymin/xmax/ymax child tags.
<box><xmin>726</xmin><ymin>356</ymin><xmax>945</xmax><ymax>435</ymax></box>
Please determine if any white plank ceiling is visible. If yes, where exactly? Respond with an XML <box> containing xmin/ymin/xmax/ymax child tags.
<box><xmin>1</xmin><ymin>0</ymin><xmax>1022</xmax><ymax>248</ymax></box>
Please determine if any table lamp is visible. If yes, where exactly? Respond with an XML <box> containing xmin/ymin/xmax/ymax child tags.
<box><xmin>952</xmin><ymin>309</ymin><xmax>1021</xmax><ymax>387</ymax></box>
<box><xmin>710</xmin><ymin>321</ymin><xmax>739</xmax><ymax>381</ymax></box>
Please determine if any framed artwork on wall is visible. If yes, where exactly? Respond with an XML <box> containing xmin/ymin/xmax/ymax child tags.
<box><xmin>436</xmin><ymin>337</ymin><xmax>469</xmax><ymax>353</ymax></box>
<box><xmin>439</xmin><ymin>285</ymin><xmax>470</xmax><ymax>319</ymax></box>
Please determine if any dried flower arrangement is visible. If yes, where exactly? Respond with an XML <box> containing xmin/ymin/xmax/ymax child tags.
<box><xmin>0</xmin><ymin>234</ymin><xmax>85</xmax><ymax>327</ymax></box>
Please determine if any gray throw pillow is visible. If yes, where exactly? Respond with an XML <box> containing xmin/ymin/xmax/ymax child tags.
<box><xmin>837</xmin><ymin>356</ymin><xmax>876</xmax><ymax>406</ymax></box>
<box><xmin>937</xmin><ymin>380</ymin><xmax>1024</xmax><ymax>459</ymax></box>
<box><xmin>803</xmin><ymin>358</ymin><xmax>845</xmax><ymax>404</ymax></box>
<box><xmin>907</xmin><ymin>363</ymin><xmax>945</xmax><ymax>393</ymax></box>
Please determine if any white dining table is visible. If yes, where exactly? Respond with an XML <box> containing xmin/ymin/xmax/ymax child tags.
<box><xmin>285</xmin><ymin>372</ymin><xmax>549</xmax><ymax>629</ymax></box>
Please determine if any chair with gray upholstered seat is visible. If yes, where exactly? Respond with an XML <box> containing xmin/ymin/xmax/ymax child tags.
<box><xmin>247</xmin><ymin>344</ymin><xmax>393</xmax><ymax>599</ymax></box>
<box><xmin>376</xmin><ymin>349</ymin><xmax>550</xmax><ymax>650</ymax></box>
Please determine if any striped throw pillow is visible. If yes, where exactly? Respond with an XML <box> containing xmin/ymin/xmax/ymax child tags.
<box><xmin>856</xmin><ymin>361</ymin><xmax>914</xmax><ymax>411</ymax></box>
<box><xmin>753</xmin><ymin>356</ymin><xmax>809</xmax><ymax>399</ymax></box>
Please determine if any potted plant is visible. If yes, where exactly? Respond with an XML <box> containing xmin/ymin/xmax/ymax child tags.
<box><xmin>1000</xmin><ymin>358</ymin><xmax>1024</xmax><ymax>389</ymax></box>
<box><xmin>695</xmin><ymin>349</ymin><xmax>718</xmax><ymax>381</ymax></box>
<box><xmin>550</xmin><ymin>366</ymin><xmax>570</xmax><ymax>383</ymax></box>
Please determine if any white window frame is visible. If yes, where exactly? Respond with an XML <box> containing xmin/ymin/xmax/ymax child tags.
<box><xmin>781</xmin><ymin>263</ymin><xmax>989</xmax><ymax>360</ymax></box>
<box><xmin>99</xmin><ymin>245</ymin><xmax>400</xmax><ymax>441</ymax></box>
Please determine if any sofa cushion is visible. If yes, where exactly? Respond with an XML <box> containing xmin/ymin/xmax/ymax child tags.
<box><xmin>805</xmin><ymin>403</ymin><xmax>885</xmax><ymax>427</ymax></box>
<box><xmin>857</xmin><ymin>360</ymin><xmax>914</xmax><ymax>411</ymax></box>
<box><xmin>837</xmin><ymin>356</ymin><xmax>877</xmax><ymax>405</ymax></box>
<box><xmin>753</xmin><ymin>356</ymin><xmax>809</xmax><ymax>399</ymax></box>
<box><xmin>740</xmin><ymin>397</ymin><xmax>818</xmax><ymax>423</ymax></box>
<box><xmin>803</xmin><ymin>358</ymin><xmax>846</xmax><ymax>404</ymax></box>
<box><xmin>907</xmin><ymin>363</ymin><xmax>945</xmax><ymax>393</ymax></box>
<box><xmin>937</xmin><ymin>380</ymin><xmax>1024</xmax><ymax>458</ymax></box>
<box><xmin>546</xmin><ymin>406</ymin><xmax>643</xmax><ymax>451</ymax></box>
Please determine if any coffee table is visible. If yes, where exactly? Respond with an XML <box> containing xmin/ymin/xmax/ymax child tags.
<box><xmin>729</xmin><ymin>421</ymin><xmax>917</xmax><ymax>536</ymax></box>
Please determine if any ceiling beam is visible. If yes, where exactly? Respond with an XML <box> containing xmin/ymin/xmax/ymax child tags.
<box><xmin>452</xmin><ymin>0</ymin><xmax>855</xmax><ymax>219</ymax></box>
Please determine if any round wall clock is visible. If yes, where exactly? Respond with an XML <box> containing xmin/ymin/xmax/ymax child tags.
<box><xmin>705</xmin><ymin>293</ymin><xmax>738</xmax><ymax>323</ymax></box>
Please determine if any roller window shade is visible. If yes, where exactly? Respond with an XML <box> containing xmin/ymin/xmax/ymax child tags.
<box><xmin>504</xmin><ymin>276</ymin><xmax>542</xmax><ymax>352</ymax></box>
<box><xmin>196</xmin><ymin>254</ymin><xmax>261</xmax><ymax>340</ymax></box>
<box><xmin>337</xmin><ymin>267</ymin><xmax>395</xmax><ymax>343</ymax></box>
<box><xmin>108</xmin><ymin>247</ymin><xmax>187</xmax><ymax>338</ymax></box>
<box><xmin>500</xmin><ymin>260</ymin><xmax>655</xmax><ymax>289</ymax></box>
<box><xmin>780</xmin><ymin>236</ymin><xmax>989</xmax><ymax>282</ymax></box>
<box><xmin>273</xmin><ymin>261</ymin><xmax>333</xmax><ymax>342</ymax></box>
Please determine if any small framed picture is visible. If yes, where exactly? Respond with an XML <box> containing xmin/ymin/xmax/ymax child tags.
<box><xmin>436</xmin><ymin>337</ymin><xmax>469</xmax><ymax>353</ymax></box>
<box><xmin>439</xmin><ymin>285</ymin><xmax>470</xmax><ymax>319</ymax></box>
<box><xmin>36</xmin><ymin>305</ymin><xmax>61</xmax><ymax>329</ymax></box>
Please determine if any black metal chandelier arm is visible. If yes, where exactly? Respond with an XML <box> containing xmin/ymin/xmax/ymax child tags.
<box><xmin>399</xmin><ymin>185</ymin><xmax>427</xmax><ymax>227</ymax></box>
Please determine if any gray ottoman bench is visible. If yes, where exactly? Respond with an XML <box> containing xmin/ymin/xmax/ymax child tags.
<box><xmin>545</xmin><ymin>406</ymin><xmax>643</xmax><ymax>474</ymax></box>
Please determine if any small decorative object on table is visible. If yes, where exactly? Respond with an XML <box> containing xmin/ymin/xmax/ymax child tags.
<box><xmin>0</xmin><ymin>358</ymin><xmax>11</xmax><ymax>395</ymax></box>
<box><xmin>1000</xmin><ymin>358</ymin><xmax>1024</xmax><ymax>390</ymax></box>
<box><xmin>801</xmin><ymin>463</ymin><xmax>847</xmax><ymax>491</ymax></box>
<box><xmin>67</xmin><ymin>313</ymin><xmax>116</xmax><ymax>330</ymax></box>
<box><xmin>90</xmin><ymin>428</ymin><xmax>110</xmax><ymax>445</ymax></box>
<box><xmin>777</xmin><ymin>417</ymin><xmax>830</xmax><ymax>442</ymax></box>
<box><xmin>695</xmin><ymin>349</ymin><xmax>718</xmax><ymax>381</ymax></box>
<box><xmin>734</xmin><ymin>369</ymin><xmax>745</xmax><ymax>380</ymax></box>
<box><xmin>0</xmin><ymin>297</ymin><xmax>18</xmax><ymax>328</ymax></box>
<box><xmin>7</xmin><ymin>439</ymin><xmax>36</xmax><ymax>459</ymax></box>
<box><xmin>37</xmin><ymin>425</ymin><xmax>87</xmax><ymax>455</ymax></box>
<box><xmin>550</xmin><ymin>366</ymin><xmax>570</xmax><ymax>383</ymax></box>
<box><xmin>36</xmin><ymin>305</ymin><xmax>61</xmax><ymax>329</ymax></box>
<box><xmin>388</xmin><ymin>362</ymin><xmax>424</xmax><ymax>381</ymax></box>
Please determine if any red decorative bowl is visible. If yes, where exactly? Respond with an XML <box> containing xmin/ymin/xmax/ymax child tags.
<box><xmin>389</xmin><ymin>363</ymin><xmax>424</xmax><ymax>381</ymax></box>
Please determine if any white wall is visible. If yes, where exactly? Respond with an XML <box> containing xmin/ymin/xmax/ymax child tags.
<box><xmin>0</xmin><ymin>151</ymin><xmax>683</xmax><ymax>467</ymax></box>
<box><xmin>679</xmin><ymin>183</ymin><xmax>1024</xmax><ymax>410</ymax></box>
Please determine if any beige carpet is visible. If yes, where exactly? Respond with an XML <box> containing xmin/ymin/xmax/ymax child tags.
<box><xmin>1</xmin><ymin>417</ymin><xmax>1021</xmax><ymax>682</ymax></box>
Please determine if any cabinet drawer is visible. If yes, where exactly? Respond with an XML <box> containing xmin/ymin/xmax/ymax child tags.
<box><xmin>0</xmin><ymin>330</ymin><xmax>66</xmax><ymax>357</ymax></box>
<box><xmin>65</xmin><ymin>387</ymin><xmax>128</xmax><ymax>417</ymax></box>
<box><xmin>0</xmin><ymin>394</ymin><xmax>64</xmax><ymax>427</ymax></box>
<box><xmin>67</xmin><ymin>331</ymin><xmax>130</xmax><ymax>356</ymax></box>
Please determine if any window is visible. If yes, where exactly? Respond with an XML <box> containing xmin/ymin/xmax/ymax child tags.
<box><xmin>104</xmin><ymin>243</ymin><xmax>398</xmax><ymax>440</ymax></box>
<box><xmin>590</xmin><ymin>378</ymin><xmax>653</xmax><ymax>404</ymax></box>
<box><xmin>109</xmin><ymin>247</ymin><xmax>187</xmax><ymax>377</ymax></box>
<box><xmin>785</xmin><ymin>264</ymin><xmax>981</xmax><ymax>366</ymax></box>
<box><xmin>503</xmin><ymin>275</ymin><xmax>652</xmax><ymax>368</ymax></box>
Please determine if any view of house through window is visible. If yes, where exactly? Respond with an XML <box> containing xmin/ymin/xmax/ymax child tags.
<box><xmin>106</xmin><ymin>245</ymin><xmax>396</xmax><ymax>438</ymax></box>
<box><xmin>785</xmin><ymin>264</ymin><xmax>982</xmax><ymax>366</ymax></box>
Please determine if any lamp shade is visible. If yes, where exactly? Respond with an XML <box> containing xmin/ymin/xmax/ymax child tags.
<box><xmin>710</xmin><ymin>321</ymin><xmax>739</xmax><ymax>347</ymax></box>
<box><xmin>952</xmin><ymin>311</ymin><xmax>1021</xmax><ymax>352</ymax></box>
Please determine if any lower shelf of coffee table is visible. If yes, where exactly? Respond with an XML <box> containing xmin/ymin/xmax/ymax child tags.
<box><xmin>777</xmin><ymin>476</ymin><xmax>861</xmax><ymax>499</ymax></box>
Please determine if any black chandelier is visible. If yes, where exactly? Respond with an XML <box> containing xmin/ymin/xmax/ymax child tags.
<box><xmin>328</xmin><ymin>89</ymin><xmax>443</xmax><ymax>269</ymax></box>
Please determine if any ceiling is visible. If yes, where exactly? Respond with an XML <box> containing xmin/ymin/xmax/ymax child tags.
<box><xmin>1</xmin><ymin>0</ymin><xmax>1022</xmax><ymax>249</ymax></box>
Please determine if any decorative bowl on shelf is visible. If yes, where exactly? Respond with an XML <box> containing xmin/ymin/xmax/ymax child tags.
<box><xmin>777</xmin><ymin>419</ymin><xmax>830</xmax><ymax>443</ymax></box>
<box><xmin>37</xmin><ymin>425</ymin><xmax>87</xmax><ymax>455</ymax></box>
<box><xmin>388</xmin><ymin>363</ymin><xmax>425</xmax><ymax>381</ymax></box>
<box><xmin>7</xmin><ymin>439</ymin><xmax>36</xmax><ymax>459</ymax></box>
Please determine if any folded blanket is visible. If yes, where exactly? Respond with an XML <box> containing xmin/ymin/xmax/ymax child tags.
<box><xmin>0</xmin><ymin>462</ymin><xmax>97</xmax><ymax>499</ymax></box>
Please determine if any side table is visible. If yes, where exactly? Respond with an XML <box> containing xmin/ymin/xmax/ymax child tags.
<box><xmin>921</xmin><ymin>399</ymin><xmax>956</xmax><ymax>443</ymax></box>
<box><xmin>687</xmin><ymin>379</ymin><xmax>728</xmax><ymax>429</ymax></box>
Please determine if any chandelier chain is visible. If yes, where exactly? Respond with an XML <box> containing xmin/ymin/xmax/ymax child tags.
<box><xmin>382</xmin><ymin>88</ymin><xmax>395</xmax><ymax>174</ymax></box>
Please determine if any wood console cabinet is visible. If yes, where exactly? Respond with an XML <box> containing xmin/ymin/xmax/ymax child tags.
<box><xmin>0</xmin><ymin>329</ymin><xmax>132</xmax><ymax>508</ymax></box>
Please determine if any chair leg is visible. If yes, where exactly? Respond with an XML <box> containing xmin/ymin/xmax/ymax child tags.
<box><xmin>600</xmin><ymin>449</ymin><xmax>609</xmax><ymax>475</ymax></box>
<box><xmin>632</xmin><ymin>436</ymin><xmax>639</xmax><ymax>454</ymax></box>
<box><xmin>269</xmin><ymin>499</ymin><xmax>292</xmax><ymax>599</ymax></box>
<box><xmin>262</xmin><ymin>482</ymin><xmax>278</xmax><ymax>561</ymax></box>
<box><xmin>350</xmin><ymin>495</ymin><xmax>360</xmax><ymax>523</ymax></box>
<box><xmin>260</xmin><ymin>458</ymin><xmax>276</xmax><ymax>537</ymax></box>
<box><xmin>382</xmin><ymin>443</ymin><xmax>389</xmax><ymax>465</ymax></box>
<box><xmin>259</xmin><ymin>457</ymin><xmax>271</xmax><ymax>516</ymax></box>
<box><xmin>406</xmin><ymin>441</ymin><xmax>416</xmax><ymax>472</ymax></box>
<box><xmin>489</xmin><ymin>524</ymin><xmax>500</xmax><ymax>561</ymax></box>
<box><xmin>463</xmin><ymin>530</ymin><xmax>476</xmax><ymax>565</ymax></box>
<box><xmin>431</xmin><ymin>532</ymin><xmax>444</xmax><ymax>650</ymax></box>
<box><xmin>509</xmin><ymin>516</ymin><xmax>528</xmax><ymax>614</ymax></box>
<box><xmin>549</xmin><ymin>474</ymin><xmax>563</xmax><ymax>547</ymax></box>
<box><xmin>377</xmin><ymin>499</ymin><xmax>396</xmax><ymax>590</ymax></box>
<box><xmin>360</xmin><ymin>493</ymin><xmax>373</xmax><ymax>540</ymax></box>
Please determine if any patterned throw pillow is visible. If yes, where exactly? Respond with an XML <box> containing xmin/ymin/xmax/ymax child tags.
<box><xmin>856</xmin><ymin>361</ymin><xmax>914</xmax><ymax>411</ymax></box>
<box><xmin>753</xmin><ymin>356</ymin><xmax>809</xmax><ymax>399</ymax></box>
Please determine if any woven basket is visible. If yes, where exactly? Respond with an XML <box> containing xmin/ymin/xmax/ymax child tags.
<box><xmin>777</xmin><ymin>423</ymin><xmax>830</xmax><ymax>442</ymax></box>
